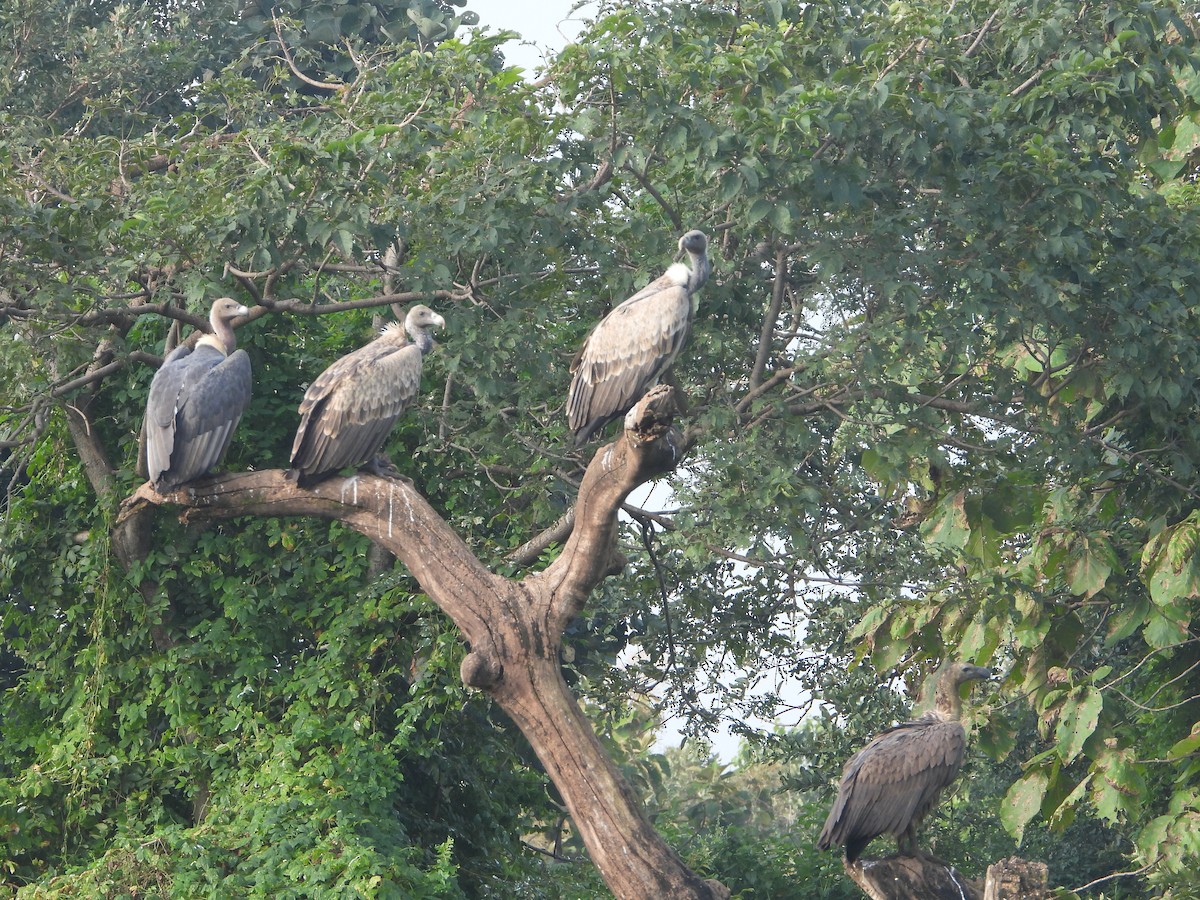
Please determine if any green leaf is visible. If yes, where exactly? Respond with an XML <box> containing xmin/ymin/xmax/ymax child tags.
<box><xmin>1167</xmin><ymin>723</ymin><xmax>1200</xmax><ymax>760</ymax></box>
<box><xmin>1144</xmin><ymin>609</ymin><xmax>1189</xmax><ymax>648</ymax></box>
<box><xmin>921</xmin><ymin>491</ymin><xmax>969</xmax><ymax>549</ymax></box>
<box><xmin>1001</xmin><ymin>769</ymin><xmax>1049</xmax><ymax>845</ymax></box>
<box><xmin>1066</xmin><ymin>536</ymin><xmax>1114</xmax><ymax>598</ymax></box>
<box><xmin>1105</xmin><ymin>596</ymin><xmax>1150</xmax><ymax>646</ymax></box>
<box><xmin>746</xmin><ymin>197</ymin><xmax>773</xmax><ymax>226</ymax></box>
<box><xmin>1055</xmin><ymin>686</ymin><xmax>1102</xmax><ymax>764</ymax></box>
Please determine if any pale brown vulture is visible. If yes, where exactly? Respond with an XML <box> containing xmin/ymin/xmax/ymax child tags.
<box><xmin>567</xmin><ymin>229</ymin><xmax>711</xmax><ymax>445</ymax></box>
<box><xmin>817</xmin><ymin>661</ymin><xmax>993</xmax><ymax>862</ymax></box>
<box><xmin>288</xmin><ymin>305</ymin><xmax>445</xmax><ymax>485</ymax></box>
<box><xmin>144</xmin><ymin>297</ymin><xmax>252</xmax><ymax>491</ymax></box>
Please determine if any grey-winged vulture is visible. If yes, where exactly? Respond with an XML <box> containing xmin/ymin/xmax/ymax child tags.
<box><xmin>817</xmin><ymin>661</ymin><xmax>994</xmax><ymax>862</ymax></box>
<box><xmin>288</xmin><ymin>304</ymin><xmax>445</xmax><ymax>485</ymax></box>
<box><xmin>567</xmin><ymin>229</ymin><xmax>711</xmax><ymax>445</ymax></box>
<box><xmin>144</xmin><ymin>297</ymin><xmax>252</xmax><ymax>492</ymax></box>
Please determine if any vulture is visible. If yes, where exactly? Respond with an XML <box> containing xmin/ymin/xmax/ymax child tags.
<box><xmin>288</xmin><ymin>304</ymin><xmax>445</xmax><ymax>485</ymax></box>
<box><xmin>567</xmin><ymin>229</ymin><xmax>711</xmax><ymax>445</ymax></box>
<box><xmin>144</xmin><ymin>297</ymin><xmax>252</xmax><ymax>492</ymax></box>
<box><xmin>817</xmin><ymin>661</ymin><xmax>994</xmax><ymax>862</ymax></box>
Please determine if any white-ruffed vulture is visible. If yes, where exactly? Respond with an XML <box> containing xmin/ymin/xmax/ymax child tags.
<box><xmin>288</xmin><ymin>304</ymin><xmax>445</xmax><ymax>485</ymax></box>
<box><xmin>817</xmin><ymin>661</ymin><xmax>994</xmax><ymax>862</ymax></box>
<box><xmin>567</xmin><ymin>229</ymin><xmax>711</xmax><ymax>445</ymax></box>
<box><xmin>144</xmin><ymin>297</ymin><xmax>252</xmax><ymax>492</ymax></box>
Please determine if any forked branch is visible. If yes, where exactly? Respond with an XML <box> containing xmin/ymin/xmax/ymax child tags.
<box><xmin>114</xmin><ymin>385</ymin><xmax>727</xmax><ymax>900</ymax></box>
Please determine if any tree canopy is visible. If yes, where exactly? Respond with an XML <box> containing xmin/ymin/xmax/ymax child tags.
<box><xmin>3</xmin><ymin>0</ymin><xmax>1200</xmax><ymax>896</ymax></box>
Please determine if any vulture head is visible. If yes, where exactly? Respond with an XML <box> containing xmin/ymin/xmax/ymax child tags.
<box><xmin>403</xmin><ymin>304</ymin><xmax>446</xmax><ymax>353</ymax></box>
<box><xmin>931</xmin><ymin>661</ymin><xmax>994</xmax><ymax>721</ymax></box>
<box><xmin>201</xmin><ymin>297</ymin><xmax>251</xmax><ymax>355</ymax></box>
<box><xmin>676</xmin><ymin>229</ymin><xmax>711</xmax><ymax>293</ymax></box>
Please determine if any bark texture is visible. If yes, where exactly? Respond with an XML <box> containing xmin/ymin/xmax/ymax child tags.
<box><xmin>115</xmin><ymin>385</ymin><xmax>729</xmax><ymax>900</ymax></box>
<box><xmin>983</xmin><ymin>857</ymin><xmax>1049</xmax><ymax>900</ymax></box>
<box><xmin>845</xmin><ymin>855</ymin><xmax>1048</xmax><ymax>900</ymax></box>
<box><xmin>845</xmin><ymin>855</ymin><xmax>982</xmax><ymax>900</ymax></box>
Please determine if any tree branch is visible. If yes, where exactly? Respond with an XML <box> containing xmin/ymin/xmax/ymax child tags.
<box><xmin>749</xmin><ymin>247</ymin><xmax>790</xmax><ymax>391</ymax></box>
<box><xmin>532</xmin><ymin>385</ymin><xmax>686</xmax><ymax>633</ymax></box>
<box><xmin>113</xmin><ymin>383</ymin><xmax>725</xmax><ymax>900</ymax></box>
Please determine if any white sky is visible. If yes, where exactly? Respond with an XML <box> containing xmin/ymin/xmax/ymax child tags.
<box><xmin>465</xmin><ymin>1</ymin><xmax>599</xmax><ymax>73</ymax></box>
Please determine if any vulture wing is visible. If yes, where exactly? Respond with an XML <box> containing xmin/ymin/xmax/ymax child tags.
<box><xmin>817</xmin><ymin>717</ymin><xmax>967</xmax><ymax>862</ymax></box>
<box><xmin>145</xmin><ymin>345</ymin><xmax>194</xmax><ymax>487</ymax></box>
<box><xmin>146</xmin><ymin>347</ymin><xmax>252</xmax><ymax>490</ymax></box>
<box><xmin>290</xmin><ymin>340</ymin><xmax>424</xmax><ymax>478</ymax></box>
<box><xmin>567</xmin><ymin>271</ymin><xmax>692</xmax><ymax>443</ymax></box>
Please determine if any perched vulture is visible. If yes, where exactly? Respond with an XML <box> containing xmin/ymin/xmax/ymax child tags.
<box><xmin>288</xmin><ymin>305</ymin><xmax>445</xmax><ymax>485</ymax></box>
<box><xmin>817</xmin><ymin>661</ymin><xmax>994</xmax><ymax>862</ymax></box>
<box><xmin>144</xmin><ymin>297</ymin><xmax>252</xmax><ymax>492</ymax></box>
<box><xmin>567</xmin><ymin>229</ymin><xmax>711</xmax><ymax>445</ymax></box>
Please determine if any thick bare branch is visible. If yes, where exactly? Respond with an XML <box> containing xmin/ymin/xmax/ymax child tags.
<box><xmin>113</xmin><ymin>382</ymin><xmax>726</xmax><ymax>900</ymax></box>
<box><xmin>749</xmin><ymin>247</ymin><xmax>790</xmax><ymax>391</ymax></box>
<box><xmin>531</xmin><ymin>385</ymin><xmax>685</xmax><ymax>632</ymax></box>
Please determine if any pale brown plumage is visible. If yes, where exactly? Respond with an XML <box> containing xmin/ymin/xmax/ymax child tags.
<box><xmin>567</xmin><ymin>230</ymin><xmax>710</xmax><ymax>445</ymax></box>
<box><xmin>144</xmin><ymin>297</ymin><xmax>252</xmax><ymax>491</ymax></box>
<box><xmin>817</xmin><ymin>661</ymin><xmax>993</xmax><ymax>862</ymax></box>
<box><xmin>288</xmin><ymin>305</ymin><xmax>445</xmax><ymax>485</ymax></box>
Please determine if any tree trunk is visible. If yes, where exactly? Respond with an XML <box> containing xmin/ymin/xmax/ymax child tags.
<box><xmin>844</xmin><ymin>855</ymin><xmax>1048</xmax><ymax>900</ymax></box>
<box><xmin>984</xmin><ymin>857</ymin><xmax>1049</xmax><ymax>900</ymax></box>
<box><xmin>115</xmin><ymin>385</ymin><xmax>729</xmax><ymax>900</ymax></box>
<box><xmin>845</xmin><ymin>856</ymin><xmax>982</xmax><ymax>900</ymax></box>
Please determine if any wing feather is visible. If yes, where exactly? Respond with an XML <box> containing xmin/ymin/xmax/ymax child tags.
<box><xmin>290</xmin><ymin>334</ymin><xmax>425</xmax><ymax>479</ymax></box>
<box><xmin>568</xmin><ymin>276</ymin><xmax>692</xmax><ymax>441</ymax></box>
<box><xmin>817</xmin><ymin>720</ymin><xmax>966</xmax><ymax>859</ymax></box>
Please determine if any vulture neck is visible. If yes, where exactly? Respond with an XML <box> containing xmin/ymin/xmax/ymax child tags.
<box><xmin>205</xmin><ymin>316</ymin><xmax>237</xmax><ymax>356</ymax></box>
<box><xmin>408</xmin><ymin>328</ymin><xmax>435</xmax><ymax>355</ymax></box>
<box><xmin>933</xmin><ymin>676</ymin><xmax>966</xmax><ymax>722</ymax></box>
<box><xmin>683</xmin><ymin>248</ymin><xmax>711</xmax><ymax>294</ymax></box>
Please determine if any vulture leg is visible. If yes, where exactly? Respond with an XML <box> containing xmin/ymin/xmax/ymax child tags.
<box><xmin>364</xmin><ymin>453</ymin><xmax>412</xmax><ymax>484</ymax></box>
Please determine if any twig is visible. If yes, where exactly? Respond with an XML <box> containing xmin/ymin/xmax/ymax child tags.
<box><xmin>273</xmin><ymin>14</ymin><xmax>346</xmax><ymax>93</ymax></box>
<box><xmin>640</xmin><ymin>519</ymin><xmax>677</xmax><ymax>676</ymax></box>
<box><xmin>1071</xmin><ymin>858</ymin><xmax>1158</xmax><ymax>894</ymax></box>
<box><xmin>622</xmin><ymin>163</ymin><xmax>682</xmax><ymax>233</ymax></box>
<box><xmin>1010</xmin><ymin>58</ymin><xmax>1057</xmax><ymax>97</ymax></box>
<box><xmin>963</xmin><ymin>8</ymin><xmax>1002</xmax><ymax>59</ymax></box>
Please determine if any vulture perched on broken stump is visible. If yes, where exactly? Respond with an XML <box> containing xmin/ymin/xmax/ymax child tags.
<box><xmin>144</xmin><ymin>297</ymin><xmax>252</xmax><ymax>492</ymax></box>
<box><xmin>567</xmin><ymin>229</ymin><xmax>710</xmax><ymax>445</ymax></box>
<box><xmin>288</xmin><ymin>305</ymin><xmax>445</xmax><ymax>485</ymax></box>
<box><xmin>818</xmin><ymin>661</ymin><xmax>994</xmax><ymax>863</ymax></box>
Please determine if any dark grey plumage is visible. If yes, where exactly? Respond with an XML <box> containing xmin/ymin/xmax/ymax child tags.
<box><xmin>817</xmin><ymin>661</ymin><xmax>993</xmax><ymax>862</ymax></box>
<box><xmin>288</xmin><ymin>304</ymin><xmax>445</xmax><ymax>485</ymax></box>
<box><xmin>144</xmin><ymin>297</ymin><xmax>252</xmax><ymax>492</ymax></box>
<box><xmin>567</xmin><ymin>229</ymin><xmax>710</xmax><ymax>445</ymax></box>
